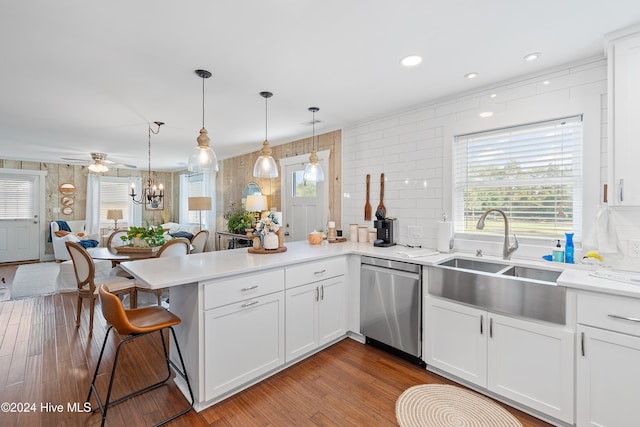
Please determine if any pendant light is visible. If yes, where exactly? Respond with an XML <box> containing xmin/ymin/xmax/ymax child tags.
<box><xmin>252</xmin><ymin>91</ymin><xmax>278</xmax><ymax>178</ymax></box>
<box><xmin>188</xmin><ymin>69</ymin><xmax>219</xmax><ymax>172</ymax></box>
<box><xmin>130</xmin><ymin>121</ymin><xmax>164</xmax><ymax>206</ymax></box>
<box><xmin>303</xmin><ymin>107</ymin><xmax>325</xmax><ymax>182</ymax></box>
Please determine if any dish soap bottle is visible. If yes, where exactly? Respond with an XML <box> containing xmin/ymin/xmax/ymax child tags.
<box><xmin>552</xmin><ymin>240</ymin><xmax>565</xmax><ymax>262</ymax></box>
<box><xmin>565</xmin><ymin>232</ymin><xmax>574</xmax><ymax>264</ymax></box>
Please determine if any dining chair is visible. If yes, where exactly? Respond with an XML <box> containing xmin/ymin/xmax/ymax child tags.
<box><xmin>135</xmin><ymin>238</ymin><xmax>190</xmax><ymax>307</ymax></box>
<box><xmin>87</xmin><ymin>284</ymin><xmax>193</xmax><ymax>427</ymax></box>
<box><xmin>65</xmin><ymin>241</ymin><xmax>136</xmax><ymax>335</ymax></box>
<box><xmin>106</xmin><ymin>229</ymin><xmax>132</xmax><ymax>278</ymax></box>
<box><xmin>190</xmin><ymin>230</ymin><xmax>209</xmax><ymax>253</ymax></box>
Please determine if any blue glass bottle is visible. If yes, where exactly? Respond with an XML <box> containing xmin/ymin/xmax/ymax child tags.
<box><xmin>565</xmin><ymin>232</ymin><xmax>574</xmax><ymax>264</ymax></box>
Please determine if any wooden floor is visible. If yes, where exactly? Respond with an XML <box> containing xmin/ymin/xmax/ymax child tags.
<box><xmin>0</xmin><ymin>292</ymin><xmax>552</xmax><ymax>427</ymax></box>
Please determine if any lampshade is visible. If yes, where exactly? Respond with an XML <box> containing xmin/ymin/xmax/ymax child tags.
<box><xmin>106</xmin><ymin>209</ymin><xmax>123</xmax><ymax>220</ymax></box>
<box><xmin>188</xmin><ymin>196</ymin><xmax>212</xmax><ymax>211</ymax></box>
<box><xmin>245</xmin><ymin>195</ymin><xmax>267</xmax><ymax>212</ymax></box>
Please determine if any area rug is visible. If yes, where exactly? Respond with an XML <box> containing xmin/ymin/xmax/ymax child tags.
<box><xmin>396</xmin><ymin>384</ymin><xmax>522</xmax><ymax>427</ymax></box>
<box><xmin>10</xmin><ymin>262</ymin><xmax>60</xmax><ymax>299</ymax></box>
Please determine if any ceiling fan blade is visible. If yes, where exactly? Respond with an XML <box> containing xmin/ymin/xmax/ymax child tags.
<box><xmin>102</xmin><ymin>159</ymin><xmax>137</xmax><ymax>169</ymax></box>
<box><xmin>61</xmin><ymin>157</ymin><xmax>89</xmax><ymax>163</ymax></box>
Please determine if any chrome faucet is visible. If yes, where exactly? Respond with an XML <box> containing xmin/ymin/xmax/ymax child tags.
<box><xmin>476</xmin><ymin>209</ymin><xmax>519</xmax><ymax>260</ymax></box>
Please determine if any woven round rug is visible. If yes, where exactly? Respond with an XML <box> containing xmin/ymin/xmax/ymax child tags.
<box><xmin>396</xmin><ymin>384</ymin><xmax>522</xmax><ymax>427</ymax></box>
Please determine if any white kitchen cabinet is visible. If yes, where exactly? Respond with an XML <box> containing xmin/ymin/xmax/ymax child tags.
<box><xmin>576</xmin><ymin>291</ymin><xmax>640</xmax><ymax>426</ymax></box>
<box><xmin>203</xmin><ymin>269</ymin><xmax>285</xmax><ymax>401</ymax></box>
<box><xmin>607</xmin><ymin>28</ymin><xmax>640</xmax><ymax>205</ymax></box>
<box><xmin>285</xmin><ymin>274</ymin><xmax>346</xmax><ymax>363</ymax></box>
<box><xmin>285</xmin><ymin>257</ymin><xmax>347</xmax><ymax>360</ymax></box>
<box><xmin>425</xmin><ymin>296</ymin><xmax>574</xmax><ymax>424</ymax></box>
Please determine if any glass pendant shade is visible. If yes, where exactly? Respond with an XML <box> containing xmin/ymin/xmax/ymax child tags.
<box><xmin>188</xmin><ymin>127</ymin><xmax>219</xmax><ymax>172</ymax></box>
<box><xmin>253</xmin><ymin>140</ymin><xmax>278</xmax><ymax>178</ymax></box>
<box><xmin>88</xmin><ymin>162</ymin><xmax>109</xmax><ymax>174</ymax></box>
<box><xmin>253</xmin><ymin>91</ymin><xmax>278</xmax><ymax>178</ymax></box>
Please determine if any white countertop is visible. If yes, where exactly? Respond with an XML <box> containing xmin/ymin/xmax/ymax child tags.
<box><xmin>120</xmin><ymin>240</ymin><xmax>640</xmax><ymax>299</ymax></box>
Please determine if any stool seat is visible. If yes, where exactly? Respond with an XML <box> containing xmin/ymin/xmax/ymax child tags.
<box><xmin>87</xmin><ymin>284</ymin><xmax>193</xmax><ymax>427</ymax></box>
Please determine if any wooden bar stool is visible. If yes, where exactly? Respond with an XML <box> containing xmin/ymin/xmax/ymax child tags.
<box><xmin>87</xmin><ymin>284</ymin><xmax>194</xmax><ymax>427</ymax></box>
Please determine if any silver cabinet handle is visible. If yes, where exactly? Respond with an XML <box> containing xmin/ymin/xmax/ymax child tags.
<box><xmin>241</xmin><ymin>300</ymin><xmax>259</xmax><ymax>308</ymax></box>
<box><xmin>620</xmin><ymin>178</ymin><xmax>624</xmax><ymax>202</ymax></box>
<box><xmin>581</xmin><ymin>332</ymin><xmax>585</xmax><ymax>357</ymax></box>
<box><xmin>320</xmin><ymin>284</ymin><xmax>324</xmax><ymax>300</ymax></box>
<box><xmin>314</xmin><ymin>269</ymin><xmax>327</xmax><ymax>275</ymax></box>
<box><xmin>480</xmin><ymin>315</ymin><xmax>484</xmax><ymax>335</ymax></box>
<box><xmin>315</xmin><ymin>286</ymin><xmax>319</xmax><ymax>301</ymax></box>
<box><xmin>608</xmin><ymin>314</ymin><xmax>640</xmax><ymax>323</ymax></box>
<box><xmin>489</xmin><ymin>318</ymin><xmax>493</xmax><ymax>338</ymax></box>
<box><xmin>241</xmin><ymin>285</ymin><xmax>259</xmax><ymax>292</ymax></box>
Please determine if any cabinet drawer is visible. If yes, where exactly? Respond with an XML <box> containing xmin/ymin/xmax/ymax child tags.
<box><xmin>577</xmin><ymin>292</ymin><xmax>640</xmax><ymax>336</ymax></box>
<box><xmin>285</xmin><ymin>257</ymin><xmax>346</xmax><ymax>289</ymax></box>
<box><xmin>203</xmin><ymin>269</ymin><xmax>284</xmax><ymax>310</ymax></box>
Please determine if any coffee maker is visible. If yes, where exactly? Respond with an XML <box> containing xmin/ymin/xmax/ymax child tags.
<box><xmin>373</xmin><ymin>218</ymin><xmax>398</xmax><ymax>247</ymax></box>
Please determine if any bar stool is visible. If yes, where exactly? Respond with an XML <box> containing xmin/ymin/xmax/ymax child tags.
<box><xmin>87</xmin><ymin>284</ymin><xmax>194</xmax><ymax>427</ymax></box>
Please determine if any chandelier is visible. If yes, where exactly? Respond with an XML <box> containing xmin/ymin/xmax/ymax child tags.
<box><xmin>130</xmin><ymin>121</ymin><xmax>164</xmax><ymax>205</ymax></box>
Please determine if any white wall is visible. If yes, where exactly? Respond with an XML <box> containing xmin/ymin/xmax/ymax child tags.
<box><xmin>342</xmin><ymin>56</ymin><xmax>638</xmax><ymax>264</ymax></box>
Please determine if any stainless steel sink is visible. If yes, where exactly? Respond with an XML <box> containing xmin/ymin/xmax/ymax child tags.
<box><xmin>430</xmin><ymin>258</ymin><xmax>565</xmax><ymax>324</ymax></box>
<box><xmin>438</xmin><ymin>257</ymin><xmax>508</xmax><ymax>273</ymax></box>
<box><xmin>500</xmin><ymin>265</ymin><xmax>561</xmax><ymax>283</ymax></box>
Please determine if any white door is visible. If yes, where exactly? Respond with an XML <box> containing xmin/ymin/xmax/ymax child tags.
<box><xmin>0</xmin><ymin>171</ymin><xmax>44</xmax><ymax>262</ymax></box>
<box><xmin>280</xmin><ymin>151</ymin><xmax>329</xmax><ymax>242</ymax></box>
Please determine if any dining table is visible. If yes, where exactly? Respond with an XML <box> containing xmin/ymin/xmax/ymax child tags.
<box><xmin>88</xmin><ymin>246</ymin><xmax>160</xmax><ymax>264</ymax></box>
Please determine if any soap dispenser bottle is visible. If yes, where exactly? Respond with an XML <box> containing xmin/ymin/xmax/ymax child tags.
<box><xmin>565</xmin><ymin>232</ymin><xmax>574</xmax><ymax>264</ymax></box>
<box><xmin>552</xmin><ymin>240</ymin><xmax>565</xmax><ymax>262</ymax></box>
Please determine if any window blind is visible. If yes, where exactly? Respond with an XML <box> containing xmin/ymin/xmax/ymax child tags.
<box><xmin>100</xmin><ymin>181</ymin><xmax>130</xmax><ymax>225</ymax></box>
<box><xmin>0</xmin><ymin>176</ymin><xmax>35</xmax><ymax>219</ymax></box>
<box><xmin>187</xmin><ymin>175</ymin><xmax>204</xmax><ymax>224</ymax></box>
<box><xmin>453</xmin><ymin>116</ymin><xmax>583</xmax><ymax>240</ymax></box>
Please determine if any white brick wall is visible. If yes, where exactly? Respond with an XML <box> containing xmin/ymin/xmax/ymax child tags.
<box><xmin>342</xmin><ymin>56</ymin><xmax>638</xmax><ymax>260</ymax></box>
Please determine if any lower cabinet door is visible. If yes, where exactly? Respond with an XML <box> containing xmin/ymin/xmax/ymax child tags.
<box><xmin>317</xmin><ymin>276</ymin><xmax>346</xmax><ymax>346</ymax></box>
<box><xmin>425</xmin><ymin>296</ymin><xmax>488</xmax><ymax>387</ymax></box>
<box><xmin>285</xmin><ymin>282</ymin><xmax>319</xmax><ymax>362</ymax></box>
<box><xmin>204</xmin><ymin>292</ymin><xmax>285</xmax><ymax>401</ymax></box>
<box><xmin>488</xmin><ymin>313</ymin><xmax>574</xmax><ymax>424</ymax></box>
<box><xmin>577</xmin><ymin>325</ymin><xmax>640</xmax><ymax>427</ymax></box>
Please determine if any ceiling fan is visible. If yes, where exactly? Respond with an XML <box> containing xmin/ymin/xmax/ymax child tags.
<box><xmin>62</xmin><ymin>152</ymin><xmax>137</xmax><ymax>173</ymax></box>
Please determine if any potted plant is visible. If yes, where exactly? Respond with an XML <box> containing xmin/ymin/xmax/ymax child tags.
<box><xmin>224</xmin><ymin>207</ymin><xmax>254</xmax><ymax>235</ymax></box>
<box><xmin>120</xmin><ymin>221</ymin><xmax>166</xmax><ymax>247</ymax></box>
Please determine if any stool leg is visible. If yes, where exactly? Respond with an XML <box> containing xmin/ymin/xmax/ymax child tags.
<box><xmin>86</xmin><ymin>326</ymin><xmax>113</xmax><ymax>412</ymax></box>
<box><xmin>89</xmin><ymin>297</ymin><xmax>95</xmax><ymax>336</ymax></box>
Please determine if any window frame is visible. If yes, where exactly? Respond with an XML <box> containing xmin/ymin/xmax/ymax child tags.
<box><xmin>453</xmin><ymin>115</ymin><xmax>584</xmax><ymax>243</ymax></box>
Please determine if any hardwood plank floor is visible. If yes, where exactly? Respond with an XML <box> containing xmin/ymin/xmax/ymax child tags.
<box><xmin>0</xmin><ymin>292</ymin><xmax>553</xmax><ymax>426</ymax></box>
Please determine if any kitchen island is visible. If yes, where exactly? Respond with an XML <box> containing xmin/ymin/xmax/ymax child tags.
<box><xmin>120</xmin><ymin>241</ymin><xmax>640</xmax><ymax>425</ymax></box>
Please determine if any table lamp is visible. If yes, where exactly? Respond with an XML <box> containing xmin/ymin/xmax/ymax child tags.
<box><xmin>106</xmin><ymin>209</ymin><xmax>123</xmax><ymax>229</ymax></box>
<box><xmin>246</xmin><ymin>195</ymin><xmax>267</xmax><ymax>222</ymax></box>
<box><xmin>188</xmin><ymin>196</ymin><xmax>212</xmax><ymax>231</ymax></box>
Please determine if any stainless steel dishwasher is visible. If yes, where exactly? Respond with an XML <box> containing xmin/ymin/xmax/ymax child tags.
<box><xmin>360</xmin><ymin>256</ymin><xmax>423</xmax><ymax>365</ymax></box>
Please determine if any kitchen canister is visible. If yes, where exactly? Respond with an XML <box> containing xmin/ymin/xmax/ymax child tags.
<box><xmin>358</xmin><ymin>226</ymin><xmax>369</xmax><ymax>242</ymax></box>
<box><xmin>368</xmin><ymin>229</ymin><xmax>377</xmax><ymax>243</ymax></box>
<box><xmin>349</xmin><ymin>224</ymin><xmax>359</xmax><ymax>242</ymax></box>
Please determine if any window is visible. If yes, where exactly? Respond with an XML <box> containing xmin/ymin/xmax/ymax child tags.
<box><xmin>453</xmin><ymin>116</ymin><xmax>583</xmax><ymax>240</ymax></box>
<box><xmin>100</xmin><ymin>179</ymin><xmax>131</xmax><ymax>227</ymax></box>
<box><xmin>0</xmin><ymin>176</ymin><xmax>35</xmax><ymax>219</ymax></box>
<box><xmin>293</xmin><ymin>171</ymin><xmax>317</xmax><ymax>197</ymax></box>
<box><xmin>186</xmin><ymin>174</ymin><xmax>204</xmax><ymax>224</ymax></box>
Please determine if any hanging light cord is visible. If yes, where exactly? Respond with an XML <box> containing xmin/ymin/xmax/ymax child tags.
<box><xmin>147</xmin><ymin>122</ymin><xmax>162</xmax><ymax>185</ymax></box>
<box><xmin>265</xmin><ymin>94</ymin><xmax>268</xmax><ymax>140</ymax></box>
<box><xmin>201</xmin><ymin>76</ymin><xmax>205</xmax><ymax>129</ymax></box>
<box><xmin>312</xmin><ymin>109</ymin><xmax>316</xmax><ymax>151</ymax></box>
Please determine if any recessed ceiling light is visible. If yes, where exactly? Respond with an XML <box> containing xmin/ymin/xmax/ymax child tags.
<box><xmin>401</xmin><ymin>55</ymin><xmax>422</xmax><ymax>67</ymax></box>
<box><xmin>543</xmin><ymin>80</ymin><xmax>550</xmax><ymax>85</ymax></box>
<box><xmin>524</xmin><ymin>52</ymin><xmax>542</xmax><ymax>62</ymax></box>
<box><xmin>464</xmin><ymin>72</ymin><xmax>478</xmax><ymax>79</ymax></box>
<box><xmin>490</xmin><ymin>93</ymin><xmax>497</xmax><ymax>98</ymax></box>
<box><xmin>479</xmin><ymin>112</ymin><xmax>494</xmax><ymax>118</ymax></box>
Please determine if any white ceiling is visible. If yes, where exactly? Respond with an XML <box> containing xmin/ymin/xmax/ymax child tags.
<box><xmin>1</xmin><ymin>1</ymin><xmax>640</xmax><ymax>171</ymax></box>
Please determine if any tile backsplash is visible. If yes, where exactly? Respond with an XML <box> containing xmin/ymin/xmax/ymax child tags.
<box><xmin>341</xmin><ymin>56</ymin><xmax>640</xmax><ymax>267</ymax></box>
